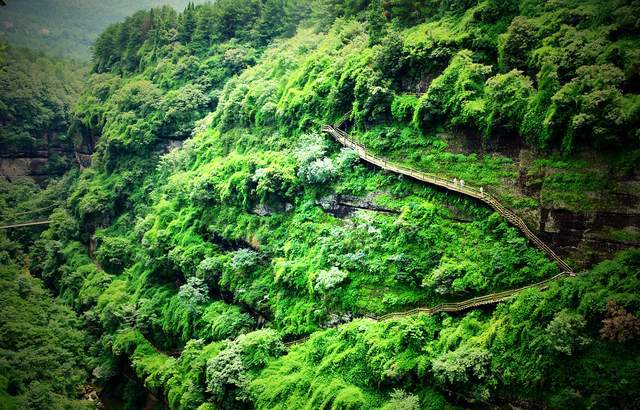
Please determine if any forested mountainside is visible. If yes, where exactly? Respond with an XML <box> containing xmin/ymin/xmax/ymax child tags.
<box><xmin>0</xmin><ymin>44</ymin><xmax>85</xmax><ymax>182</ymax></box>
<box><xmin>1</xmin><ymin>0</ymin><xmax>639</xmax><ymax>409</ymax></box>
<box><xmin>0</xmin><ymin>243</ymin><xmax>89</xmax><ymax>409</ymax></box>
<box><xmin>0</xmin><ymin>0</ymin><xmax>208</xmax><ymax>60</ymax></box>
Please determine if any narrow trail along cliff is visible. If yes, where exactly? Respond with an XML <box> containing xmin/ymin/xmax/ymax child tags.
<box><xmin>282</xmin><ymin>123</ymin><xmax>581</xmax><ymax>348</ymax></box>
<box><xmin>285</xmin><ymin>271</ymin><xmax>571</xmax><ymax>347</ymax></box>
<box><xmin>0</xmin><ymin>203</ymin><xmax>58</xmax><ymax>229</ymax></box>
<box><xmin>0</xmin><ymin>220</ymin><xmax>52</xmax><ymax>229</ymax></box>
<box><xmin>321</xmin><ymin>124</ymin><xmax>574</xmax><ymax>274</ymax></box>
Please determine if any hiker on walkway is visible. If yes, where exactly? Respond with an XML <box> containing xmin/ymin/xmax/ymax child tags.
<box><xmin>453</xmin><ymin>177</ymin><xmax>458</xmax><ymax>186</ymax></box>
<box><xmin>480</xmin><ymin>186</ymin><xmax>484</xmax><ymax>195</ymax></box>
<box><xmin>460</xmin><ymin>179</ymin><xmax>465</xmax><ymax>188</ymax></box>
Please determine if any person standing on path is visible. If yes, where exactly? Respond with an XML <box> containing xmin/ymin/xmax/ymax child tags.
<box><xmin>460</xmin><ymin>179</ymin><xmax>465</xmax><ymax>188</ymax></box>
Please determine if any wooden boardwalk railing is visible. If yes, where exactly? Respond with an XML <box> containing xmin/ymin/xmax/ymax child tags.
<box><xmin>281</xmin><ymin>122</ymin><xmax>581</xmax><ymax>349</ymax></box>
<box><xmin>0</xmin><ymin>220</ymin><xmax>52</xmax><ymax>229</ymax></box>
<box><xmin>0</xmin><ymin>203</ymin><xmax>58</xmax><ymax>230</ymax></box>
<box><xmin>285</xmin><ymin>271</ymin><xmax>572</xmax><ymax>347</ymax></box>
<box><xmin>375</xmin><ymin>271</ymin><xmax>569</xmax><ymax>320</ymax></box>
<box><xmin>321</xmin><ymin>124</ymin><xmax>574</xmax><ymax>274</ymax></box>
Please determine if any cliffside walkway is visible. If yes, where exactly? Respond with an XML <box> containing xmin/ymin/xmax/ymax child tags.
<box><xmin>276</xmin><ymin>123</ymin><xmax>581</xmax><ymax>347</ymax></box>
<box><xmin>0</xmin><ymin>203</ymin><xmax>59</xmax><ymax>230</ymax></box>
<box><xmin>321</xmin><ymin>124</ymin><xmax>574</xmax><ymax>274</ymax></box>
<box><xmin>0</xmin><ymin>220</ymin><xmax>52</xmax><ymax>229</ymax></box>
<box><xmin>285</xmin><ymin>271</ymin><xmax>570</xmax><ymax>346</ymax></box>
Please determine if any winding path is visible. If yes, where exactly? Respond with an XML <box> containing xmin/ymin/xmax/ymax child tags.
<box><xmin>279</xmin><ymin>124</ymin><xmax>581</xmax><ymax>347</ymax></box>
<box><xmin>4</xmin><ymin>125</ymin><xmax>577</xmax><ymax>351</ymax></box>
<box><xmin>285</xmin><ymin>271</ymin><xmax>571</xmax><ymax>346</ymax></box>
<box><xmin>321</xmin><ymin>124</ymin><xmax>574</xmax><ymax>274</ymax></box>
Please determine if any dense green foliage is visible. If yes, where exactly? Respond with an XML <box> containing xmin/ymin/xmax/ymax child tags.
<box><xmin>2</xmin><ymin>0</ymin><xmax>639</xmax><ymax>409</ymax></box>
<box><xmin>0</xmin><ymin>230</ymin><xmax>90</xmax><ymax>409</ymax></box>
<box><xmin>0</xmin><ymin>44</ymin><xmax>84</xmax><ymax>175</ymax></box>
<box><xmin>0</xmin><ymin>264</ymin><xmax>90</xmax><ymax>409</ymax></box>
<box><xmin>250</xmin><ymin>250</ymin><xmax>640</xmax><ymax>409</ymax></box>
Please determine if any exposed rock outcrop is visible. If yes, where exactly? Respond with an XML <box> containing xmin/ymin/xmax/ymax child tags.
<box><xmin>0</xmin><ymin>145</ymin><xmax>75</xmax><ymax>185</ymax></box>
<box><xmin>317</xmin><ymin>192</ymin><xmax>399</xmax><ymax>218</ymax></box>
<box><xmin>516</xmin><ymin>151</ymin><xmax>640</xmax><ymax>267</ymax></box>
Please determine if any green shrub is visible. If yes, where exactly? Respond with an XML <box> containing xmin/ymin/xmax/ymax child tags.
<box><xmin>484</xmin><ymin>69</ymin><xmax>533</xmax><ymax>139</ymax></box>
<box><xmin>95</xmin><ymin>235</ymin><xmax>134</xmax><ymax>273</ymax></box>
<box><xmin>391</xmin><ymin>94</ymin><xmax>419</xmax><ymax>122</ymax></box>
<box><xmin>414</xmin><ymin>50</ymin><xmax>491</xmax><ymax>131</ymax></box>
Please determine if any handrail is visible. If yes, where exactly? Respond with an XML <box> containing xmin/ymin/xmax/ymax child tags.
<box><xmin>321</xmin><ymin>124</ymin><xmax>574</xmax><ymax>274</ymax></box>
<box><xmin>284</xmin><ymin>123</ymin><xmax>579</xmax><ymax>349</ymax></box>
<box><xmin>0</xmin><ymin>220</ymin><xmax>52</xmax><ymax>229</ymax></box>
<box><xmin>3</xmin><ymin>203</ymin><xmax>57</xmax><ymax>217</ymax></box>
<box><xmin>283</xmin><ymin>271</ymin><xmax>573</xmax><ymax>347</ymax></box>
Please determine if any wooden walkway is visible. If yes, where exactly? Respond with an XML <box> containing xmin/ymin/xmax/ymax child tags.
<box><xmin>0</xmin><ymin>220</ymin><xmax>52</xmax><ymax>229</ymax></box>
<box><xmin>374</xmin><ymin>271</ymin><xmax>570</xmax><ymax>321</ymax></box>
<box><xmin>285</xmin><ymin>271</ymin><xmax>571</xmax><ymax>346</ymax></box>
<box><xmin>0</xmin><ymin>203</ymin><xmax>58</xmax><ymax>230</ymax></box>
<box><xmin>274</xmin><ymin>123</ymin><xmax>581</xmax><ymax>348</ymax></box>
<box><xmin>321</xmin><ymin>125</ymin><xmax>574</xmax><ymax>274</ymax></box>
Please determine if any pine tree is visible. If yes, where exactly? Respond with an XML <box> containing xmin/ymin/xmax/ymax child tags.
<box><xmin>180</xmin><ymin>2</ymin><xmax>197</xmax><ymax>44</ymax></box>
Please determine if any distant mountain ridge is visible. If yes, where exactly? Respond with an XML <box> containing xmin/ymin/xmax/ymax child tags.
<box><xmin>0</xmin><ymin>0</ymin><xmax>208</xmax><ymax>59</ymax></box>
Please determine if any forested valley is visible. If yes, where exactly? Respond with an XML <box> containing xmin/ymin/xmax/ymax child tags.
<box><xmin>0</xmin><ymin>0</ymin><xmax>639</xmax><ymax>409</ymax></box>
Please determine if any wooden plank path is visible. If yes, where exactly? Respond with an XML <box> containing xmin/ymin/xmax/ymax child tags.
<box><xmin>277</xmin><ymin>123</ymin><xmax>581</xmax><ymax>348</ymax></box>
<box><xmin>285</xmin><ymin>271</ymin><xmax>571</xmax><ymax>347</ymax></box>
<box><xmin>0</xmin><ymin>203</ymin><xmax>58</xmax><ymax>230</ymax></box>
<box><xmin>321</xmin><ymin>124</ymin><xmax>574</xmax><ymax>274</ymax></box>
<box><xmin>374</xmin><ymin>271</ymin><xmax>570</xmax><ymax>321</ymax></box>
<box><xmin>0</xmin><ymin>220</ymin><xmax>52</xmax><ymax>229</ymax></box>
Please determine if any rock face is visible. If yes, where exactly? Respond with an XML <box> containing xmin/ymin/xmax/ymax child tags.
<box><xmin>1</xmin><ymin>135</ymin><xmax>186</xmax><ymax>184</ymax></box>
<box><xmin>0</xmin><ymin>144</ymin><xmax>75</xmax><ymax>185</ymax></box>
<box><xmin>515</xmin><ymin>151</ymin><xmax>640</xmax><ymax>268</ymax></box>
<box><xmin>0</xmin><ymin>155</ymin><xmax>49</xmax><ymax>179</ymax></box>
<box><xmin>442</xmin><ymin>130</ymin><xmax>639</xmax><ymax>268</ymax></box>
<box><xmin>317</xmin><ymin>192</ymin><xmax>399</xmax><ymax>218</ymax></box>
<box><xmin>538</xmin><ymin>204</ymin><xmax>640</xmax><ymax>268</ymax></box>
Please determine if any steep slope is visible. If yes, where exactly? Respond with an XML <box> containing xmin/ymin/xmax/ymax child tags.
<box><xmin>6</xmin><ymin>0</ymin><xmax>640</xmax><ymax>409</ymax></box>
<box><xmin>0</xmin><ymin>180</ymin><xmax>91</xmax><ymax>409</ymax></box>
<box><xmin>210</xmin><ymin>0</ymin><xmax>640</xmax><ymax>266</ymax></box>
<box><xmin>0</xmin><ymin>44</ymin><xmax>85</xmax><ymax>184</ymax></box>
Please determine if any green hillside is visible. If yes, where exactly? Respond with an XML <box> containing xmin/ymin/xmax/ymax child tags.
<box><xmin>1</xmin><ymin>0</ymin><xmax>639</xmax><ymax>409</ymax></box>
<box><xmin>0</xmin><ymin>43</ymin><xmax>85</xmax><ymax>175</ymax></box>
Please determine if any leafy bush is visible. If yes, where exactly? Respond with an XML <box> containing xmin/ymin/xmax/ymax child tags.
<box><xmin>546</xmin><ymin>64</ymin><xmax>636</xmax><ymax>152</ymax></box>
<box><xmin>391</xmin><ymin>94</ymin><xmax>419</xmax><ymax>122</ymax></box>
<box><xmin>432</xmin><ymin>346</ymin><xmax>494</xmax><ymax>401</ymax></box>
<box><xmin>178</xmin><ymin>276</ymin><xmax>210</xmax><ymax>311</ymax></box>
<box><xmin>198</xmin><ymin>302</ymin><xmax>255</xmax><ymax>341</ymax></box>
<box><xmin>414</xmin><ymin>50</ymin><xmax>491</xmax><ymax>131</ymax></box>
<box><xmin>301</xmin><ymin>157</ymin><xmax>336</xmax><ymax>185</ymax></box>
<box><xmin>95</xmin><ymin>235</ymin><xmax>134</xmax><ymax>273</ymax></box>
<box><xmin>206</xmin><ymin>329</ymin><xmax>284</xmax><ymax>407</ymax></box>
<box><xmin>499</xmin><ymin>16</ymin><xmax>538</xmax><ymax>71</ymax></box>
<box><xmin>230</xmin><ymin>248</ymin><xmax>260</xmax><ymax>273</ymax></box>
<box><xmin>545</xmin><ymin>309</ymin><xmax>589</xmax><ymax>356</ymax></box>
<box><xmin>334</xmin><ymin>148</ymin><xmax>359</xmax><ymax>172</ymax></box>
<box><xmin>484</xmin><ymin>69</ymin><xmax>533</xmax><ymax>139</ymax></box>
<box><xmin>314</xmin><ymin>266</ymin><xmax>348</xmax><ymax>292</ymax></box>
<box><xmin>293</xmin><ymin>132</ymin><xmax>337</xmax><ymax>184</ymax></box>
<box><xmin>382</xmin><ymin>389</ymin><xmax>421</xmax><ymax>410</ymax></box>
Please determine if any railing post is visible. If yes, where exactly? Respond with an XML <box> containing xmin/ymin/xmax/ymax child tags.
<box><xmin>321</xmin><ymin>122</ymin><xmax>574</xmax><ymax>275</ymax></box>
